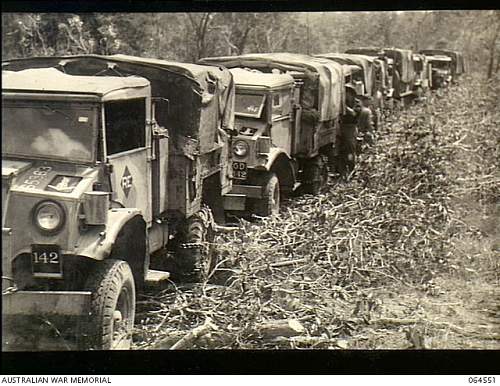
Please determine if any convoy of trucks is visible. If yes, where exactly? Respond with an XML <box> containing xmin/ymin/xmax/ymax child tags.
<box><xmin>1</xmin><ymin>47</ymin><xmax>466</xmax><ymax>350</ymax></box>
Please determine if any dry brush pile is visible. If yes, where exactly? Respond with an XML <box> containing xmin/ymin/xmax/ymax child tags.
<box><xmin>133</xmin><ymin>76</ymin><xmax>499</xmax><ymax>350</ymax></box>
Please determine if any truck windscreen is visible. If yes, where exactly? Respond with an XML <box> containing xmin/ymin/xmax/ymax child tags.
<box><xmin>235</xmin><ymin>94</ymin><xmax>266</xmax><ymax>118</ymax></box>
<box><xmin>2</xmin><ymin>100</ymin><xmax>97</xmax><ymax>163</ymax></box>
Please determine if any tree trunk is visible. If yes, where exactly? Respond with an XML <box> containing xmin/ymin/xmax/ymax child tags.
<box><xmin>487</xmin><ymin>17</ymin><xmax>500</xmax><ymax>79</ymax></box>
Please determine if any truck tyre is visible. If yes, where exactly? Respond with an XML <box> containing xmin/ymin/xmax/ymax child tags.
<box><xmin>305</xmin><ymin>155</ymin><xmax>328</xmax><ymax>195</ymax></box>
<box><xmin>254</xmin><ymin>172</ymin><xmax>280</xmax><ymax>217</ymax></box>
<box><xmin>83</xmin><ymin>259</ymin><xmax>135</xmax><ymax>350</ymax></box>
<box><xmin>177</xmin><ymin>207</ymin><xmax>216</xmax><ymax>282</ymax></box>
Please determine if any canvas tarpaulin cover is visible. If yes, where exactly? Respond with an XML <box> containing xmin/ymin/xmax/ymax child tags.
<box><xmin>384</xmin><ymin>49</ymin><xmax>415</xmax><ymax>83</ymax></box>
<box><xmin>315</xmin><ymin>53</ymin><xmax>374</xmax><ymax>97</ymax></box>
<box><xmin>200</xmin><ymin>53</ymin><xmax>344</xmax><ymax>121</ymax></box>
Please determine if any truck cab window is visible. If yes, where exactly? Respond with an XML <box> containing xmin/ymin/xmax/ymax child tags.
<box><xmin>272</xmin><ymin>92</ymin><xmax>290</xmax><ymax>120</ymax></box>
<box><xmin>105</xmin><ymin>98</ymin><xmax>146</xmax><ymax>155</ymax></box>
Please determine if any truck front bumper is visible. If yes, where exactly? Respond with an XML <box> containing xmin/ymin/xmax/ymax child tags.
<box><xmin>2</xmin><ymin>291</ymin><xmax>91</xmax><ymax>351</ymax></box>
<box><xmin>223</xmin><ymin>184</ymin><xmax>263</xmax><ymax>211</ymax></box>
<box><xmin>2</xmin><ymin>290</ymin><xmax>91</xmax><ymax>316</ymax></box>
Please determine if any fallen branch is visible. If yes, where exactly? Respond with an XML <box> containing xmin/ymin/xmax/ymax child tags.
<box><xmin>253</xmin><ymin>258</ymin><xmax>309</xmax><ymax>272</ymax></box>
<box><xmin>257</xmin><ymin>319</ymin><xmax>305</xmax><ymax>339</ymax></box>
<box><xmin>169</xmin><ymin>317</ymin><xmax>219</xmax><ymax>350</ymax></box>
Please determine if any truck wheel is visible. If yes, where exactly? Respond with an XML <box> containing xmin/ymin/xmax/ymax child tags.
<box><xmin>83</xmin><ymin>259</ymin><xmax>135</xmax><ymax>350</ymax></box>
<box><xmin>177</xmin><ymin>208</ymin><xmax>216</xmax><ymax>282</ymax></box>
<box><xmin>254</xmin><ymin>172</ymin><xmax>280</xmax><ymax>217</ymax></box>
<box><xmin>305</xmin><ymin>156</ymin><xmax>328</xmax><ymax>195</ymax></box>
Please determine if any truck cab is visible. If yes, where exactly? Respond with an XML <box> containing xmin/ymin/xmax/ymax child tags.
<box><xmin>425</xmin><ymin>55</ymin><xmax>453</xmax><ymax>89</ymax></box>
<box><xmin>223</xmin><ymin>68</ymin><xmax>297</xmax><ymax>216</ymax></box>
<box><xmin>2</xmin><ymin>54</ymin><xmax>235</xmax><ymax>351</ymax></box>
<box><xmin>420</xmin><ymin>49</ymin><xmax>466</xmax><ymax>83</ymax></box>
<box><xmin>2</xmin><ymin>67</ymin><xmax>158</xmax><ymax>350</ymax></box>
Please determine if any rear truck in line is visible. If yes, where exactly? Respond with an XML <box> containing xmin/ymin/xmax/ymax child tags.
<box><xmin>1</xmin><ymin>54</ymin><xmax>235</xmax><ymax>350</ymax></box>
<box><xmin>199</xmin><ymin>53</ymin><xmax>345</xmax><ymax>216</ymax></box>
<box><xmin>420</xmin><ymin>49</ymin><xmax>466</xmax><ymax>84</ymax></box>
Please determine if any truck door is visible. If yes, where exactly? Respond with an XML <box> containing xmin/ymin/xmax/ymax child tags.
<box><xmin>104</xmin><ymin>98</ymin><xmax>152</xmax><ymax>224</ymax></box>
<box><xmin>269</xmin><ymin>90</ymin><xmax>293</xmax><ymax>154</ymax></box>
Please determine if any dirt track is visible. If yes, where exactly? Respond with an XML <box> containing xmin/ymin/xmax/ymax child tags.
<box><xmin>133</xmin><ymin>76</ymin><xmax>500</xmax><ymax>350</ymax></box>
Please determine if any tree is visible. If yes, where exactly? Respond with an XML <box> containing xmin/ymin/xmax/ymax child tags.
<box><xmin>186</xmin><ymin>13</ymin><xmax>214</xmax><ymax>61</ymax></box>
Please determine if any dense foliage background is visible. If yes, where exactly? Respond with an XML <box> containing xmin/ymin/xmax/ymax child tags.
<box><xmin>2</xmin><ymin>11</ymin><xmax>500</xmax><ymax>78</ymax></box>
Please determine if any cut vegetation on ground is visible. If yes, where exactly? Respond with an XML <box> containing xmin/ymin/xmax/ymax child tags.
<box><xmin>133</xmin><ymin>76</ymin><xmax>500</xmax><ymax>350</ymax></box>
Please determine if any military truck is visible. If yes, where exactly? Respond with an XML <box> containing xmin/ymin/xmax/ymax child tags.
<box><xmin>344</xmin><ymin>48</ymin><xmax>395</xmax><ymax>110</ymax></box>
<box><xmin>2</xmin><ymin>54</ymin><xmax>235</xmax><ymax>350</ymax></box>
<box><xmin>200</xmin><ymin>53</ymin><xmax>344</xmax><ymax>214</ymax></box>
<box><xmin>220</xmin><ymin>68</ymin><xmax>295</xmax><ymax>216</ymax></box>
<box><xmin>423</xmin><ymin>55</ymin><xmax>453</xmax><ymax>89</ymax></box>
<box><xmin>412</xmin><ymin>53</ymin><xmax>433</xmax><ymax>98</ymax></box>
<box><xmin>315</xmin><ymin>53</ymin><xmax>384</xmax><ymax>129</ymax></box>
<box><xmin>383</xmin><ymin>48</ymin><xmax>416</xmax><ymax>103</ymax></box>
<box><xmin>420</xmin><ymin>49</ymin><xmax>466</xmax><ymax>83</ymax></box>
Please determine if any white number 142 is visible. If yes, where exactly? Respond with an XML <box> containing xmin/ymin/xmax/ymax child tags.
<box><xmin>33</xmin><ymin>252</ymin><xmax>59</xmax><ymax>264</ymax></box>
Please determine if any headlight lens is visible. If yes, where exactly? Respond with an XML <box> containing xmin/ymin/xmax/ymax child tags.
<box><xmin>232</xmin><ymin>140</ymin><xmax>249</xmax><ymax>157</ymax></box>
<box><xmin>34</xmin><ymin>201</ymin><xmax>65</xmax><ymax>233</ymax></box>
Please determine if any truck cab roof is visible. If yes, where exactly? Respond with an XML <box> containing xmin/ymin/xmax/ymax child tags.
<box><xmin>230</xmin><ymin>68</ymin><xmax>294</xmax><ymax>90</ymax></box>
<box><xmin>426</xmin><ymin>55</ymin><xmax>452</xmax><ymax>62</ymax></box>
<box><xmin>2</xmin><ymin>67</ymin><xmax>150</xmax><ymax>101</ymax></box>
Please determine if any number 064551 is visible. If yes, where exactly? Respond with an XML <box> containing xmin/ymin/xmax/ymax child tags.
<box><xmin>469</xmin><ymin>377</ymin><xmax>496</xmax><ymax>384</ymax></box>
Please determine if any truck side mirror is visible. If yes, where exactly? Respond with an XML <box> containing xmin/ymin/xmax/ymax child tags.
<box><xmin>151</xmin><ymin>97</ymin><xmax>170</xmax><ymax>139</ymax></box>
<box><xmin>152</xmin><ymin>123</ymin><xmax>169</xmax><ymax>139</ymax></box>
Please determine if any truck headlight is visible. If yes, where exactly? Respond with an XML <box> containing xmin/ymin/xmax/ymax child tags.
<box><xmin>232</xmin><ymin>140</ymin><xmax>249</xmax><ymax>157</ymax></box>
<box><xmin>34</xmin><ymin>201</ymin><xmax>65</xmax><ymax>233</ymax></box>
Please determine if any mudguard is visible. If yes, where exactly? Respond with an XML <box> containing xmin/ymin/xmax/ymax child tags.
<box><xmin>262</xmin><ymin>147</ymin><xmax>292</xmax><ymax>171</ymax></box>
<box><xmin>74</xmin><ymin>208</ymin><xmax>142</xmax><ymax>260</ymax></box>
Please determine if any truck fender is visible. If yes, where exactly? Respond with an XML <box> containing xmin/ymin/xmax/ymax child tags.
<box><xmin>74</xmin><ymin>208</ymin><xmax>142</xmax><ymax>261</ymax></box>
<box><xmin>263</xmin><ymin>147</ymin><xmax>292</xmax><ymax>171</ymax></box>
<box><xmin>265</xmin><ymin>148</ymin><xmax>296</xmax><ymax>195</ymax></box>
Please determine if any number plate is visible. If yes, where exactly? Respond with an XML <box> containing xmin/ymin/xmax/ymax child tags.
<box><xmin>232</xmin><ymin>161</ymin><xmax>247</xmax><ymax>180</ymax></box>
<box><xmin>32</xmin><ymin>244</ymin><xmax>63</xmax><ymax>278</ymax></box>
